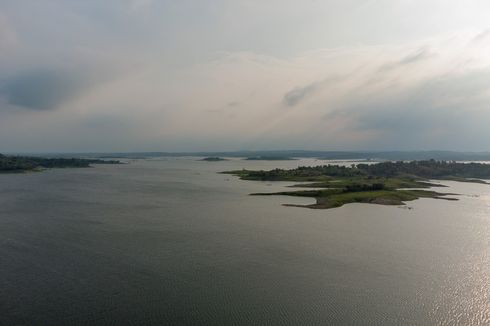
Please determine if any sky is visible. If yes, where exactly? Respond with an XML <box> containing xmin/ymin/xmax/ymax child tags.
<box><xmin>1</xmin><ymin>0</ymin><xmax>490</xmax><ymax>152</ymax></box>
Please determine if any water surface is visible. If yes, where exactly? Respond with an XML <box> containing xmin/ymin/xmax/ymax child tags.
<box><xmin>1</xmin><ymin>158</ymin><xmax>489</xmax><ymax>325</ymax></box>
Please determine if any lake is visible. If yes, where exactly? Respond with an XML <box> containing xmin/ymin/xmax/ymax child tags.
<box><xmin>1</xmin><ymin>158</ymin><xmax>489</xmax><ymax>325</ymax></box>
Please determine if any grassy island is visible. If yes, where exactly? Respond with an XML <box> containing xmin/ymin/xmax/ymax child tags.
<box><xmin>0</xmin><ymin>154</ymin><xmax>120</xmax><ymax>173</ymax></box>
<box><xmin>224</xmin><ymin>160</ymin><xmax>490</xmax><ymax>209</ymax></box>
<box><xmin>200</xmin><ymin>157</ymin><xmax>228</xmax><ymax>161</ymax></box>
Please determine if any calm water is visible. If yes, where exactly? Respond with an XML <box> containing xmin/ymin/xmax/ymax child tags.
<box><xmin>1</xmin><ymin>158</ymin><xmax>489</xmax><ymax>325</ymax></box>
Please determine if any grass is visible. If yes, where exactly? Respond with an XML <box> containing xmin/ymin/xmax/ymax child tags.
<box><xmin>288</xmin><ymin>176</ymin><xmax>445</xmax><ymax>190</ymax></box>
<box><xmin>265</xmin><ymin>189</ymin><xmax>456</xmax><ymax>209</ymax></box>
<box><xmin>312</xmin><ymin>189</ymin><xmax>455</xmax><ymax>209</ymax></box>
<box><xmin>224</xmin><ymin>166</ymin><xmax>462</xmax><ymax>210</ymax></box>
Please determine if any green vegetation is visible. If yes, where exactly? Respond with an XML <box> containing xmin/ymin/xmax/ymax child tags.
<box><xmin>224</xmin><ymin>160</ymin><xmax>490</xmax><ymax>209</ymax></box>
<box><xmin>0</xmin><ymin>154</ymin><xmax>120</xmax><ymax>173</ymax></box>
<box><xmin>200</xmin><ymin>157</ymin><xmax>228</xmax><ymax>161</ymax></box>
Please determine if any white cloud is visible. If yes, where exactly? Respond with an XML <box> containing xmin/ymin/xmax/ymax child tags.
<box><xmin>2</xmin><ymin>1</ymin><xmax>490</xmax><ymax>151</ymax></box>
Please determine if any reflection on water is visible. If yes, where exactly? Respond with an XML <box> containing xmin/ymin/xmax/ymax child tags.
<box><xmin>0</xmin><ymin>158</ymin><xmax>489</xmax><ymax>325</ymax></box>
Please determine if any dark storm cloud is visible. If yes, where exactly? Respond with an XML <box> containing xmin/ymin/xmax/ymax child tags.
<box><xmin>2</xmin><ymin>69</ymin><xmax>88</xmax><ymax>110</ymax></box>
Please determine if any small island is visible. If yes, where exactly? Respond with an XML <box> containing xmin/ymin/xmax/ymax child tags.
<box><xmin>223</xmin><ymin>160</ymin><xmax>490</xmax><ymax>209</ymax></box>
<box><xmin>200</xmin><ymin>157</ymin><xmax>228</xmax><ymax>162</ymax></box>
<box><xmin>0</xmin><ymin>153</ymin><xmax>120</xmax><ymax>173</ymax></box>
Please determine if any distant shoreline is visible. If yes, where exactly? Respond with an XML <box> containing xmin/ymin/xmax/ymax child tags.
<box><xmin>0</xmin><ymin>154</ymin><xmax>121</xmax><ymax>173</ymax></box>
<box><xmin>10</xmin><ymin>150</ymin><xmax>490</xmax><ymax>162</ymax></box>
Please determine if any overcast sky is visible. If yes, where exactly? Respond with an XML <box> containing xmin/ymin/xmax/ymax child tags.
<box><xmin>1</xmin><ymin>0</ymin><xmax>490</xmax><ymax>152</ymax></box>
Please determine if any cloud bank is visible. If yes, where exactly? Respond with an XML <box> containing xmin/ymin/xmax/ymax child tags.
<box><xmin>1</xmin><ymin>1</ymin><xmax>490</xmax><ymax>152</ymax></box>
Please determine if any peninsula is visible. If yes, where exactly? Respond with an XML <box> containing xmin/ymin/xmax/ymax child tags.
<box><xmin>0</xmin><ymin>154</ymin><xmax>120</xmax><ymax>173</ymax></box>
<box><xmin>224</xmin><ymin>160</ymin><xmax>490</xmax><ymax>209</ymax></box>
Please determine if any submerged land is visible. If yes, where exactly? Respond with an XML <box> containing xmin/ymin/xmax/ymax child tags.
<box><xmin>0</xmin><ymin>154</ymin><xmax>120</xmax><ymax>173</ymax></box>
<box><xmin>224</xmin><ymin>160</ymin><xmax>490</xmax><ymax>209</ymax></box>
<box><xmin>244</xmin><ymin>156</ymin><xmax>296</xmax><ymax>161</ymax></box>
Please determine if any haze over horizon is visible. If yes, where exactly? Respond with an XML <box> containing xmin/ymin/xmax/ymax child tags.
<box><xmin>2</xmin><ymin>1</ymin><xmax>490</xmax><ymax>152</ymax></box>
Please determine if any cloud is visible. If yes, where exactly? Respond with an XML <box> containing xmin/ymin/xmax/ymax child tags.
<box><xmin>379</xmin><ymin>47</ymin><xmax>432</xmax><ymax>72</ymax></box>
<box><xmin>330</xmin><ymin>69</ymin><xmax>490</xmax><ymax>129</ymax></box>
<box><xmin>1</xmin><ymin>69</ymin><xmax>91</xmax><ymax>110</ymax></box>
<box><xmin>283</xmin><ymin>83</ymin><xmax>319</xmax><ymax>107</ymax></box>
<box><xmin>398</xmin><ymin>48</ymin><xmax>432</xmax><ymax>65</ymax></box>
<box><xmin>1</xmin><ymin>0</ymin><xmax>490</xmax><ymax>153</ymax></box>
<box><xmin>283</xmin><ymin>75</ymin><xmax>347</xmax><ymax>107</ymax></box>
<box><xmin>471</xmin><ymin>29</ymin><xmax>490</xmax><ymax>43</ymax></box>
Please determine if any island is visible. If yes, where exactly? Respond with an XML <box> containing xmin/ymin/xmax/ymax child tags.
<box><xmin>0</xmin><ymin>153</ymin><xmax>121</xmax><ymax>173</ymax></box>
<box><xmin>223</xmin><ymin>160</ymin><xmax>490</xmax><ymax>209</ymax></box>
<box><xmin>200</xmin><ymin>157</ymin><xmax>228</xmax><ymax>161</ymax></box>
